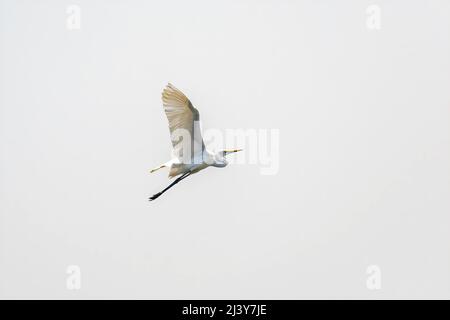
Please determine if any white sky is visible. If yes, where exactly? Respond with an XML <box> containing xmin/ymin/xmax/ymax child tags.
<box><xmin>1</xmin><ymin>0</ymin><xmax>449</xmax><ymax>298</ymax></box>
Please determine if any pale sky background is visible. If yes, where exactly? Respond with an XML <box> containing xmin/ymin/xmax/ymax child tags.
<box><xmin>1</xmin><ymin>0</ymin><xmax>449</xmax><ymax>299</ymax></box>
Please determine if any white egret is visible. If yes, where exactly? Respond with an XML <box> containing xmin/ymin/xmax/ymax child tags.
<box><xmin>149</xmin><ymin>83</ymin><xmax>242</xmax><ymax>201</ymax></box>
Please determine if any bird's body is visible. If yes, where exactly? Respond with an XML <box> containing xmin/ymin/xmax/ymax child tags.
<box><xmin>149</xmin><ymin>83</ymin><xmax>242</xmax><ymax>201</ymax></box>
<box><xmin>151</xmin><ymin>151</ymin><xmax>213</xmax><ymax>177</ymax></box>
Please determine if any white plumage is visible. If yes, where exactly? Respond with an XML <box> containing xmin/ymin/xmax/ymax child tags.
<box><xmin>149</xmin><ymin>83</ymin><xmax>242</xmax><ymax>201</ymax></box>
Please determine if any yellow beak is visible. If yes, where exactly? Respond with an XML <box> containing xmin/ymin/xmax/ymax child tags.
<box><xmin>224</xmin><ymin>149</ymin><xmax>243</xmax><ymax>155</ymax></box>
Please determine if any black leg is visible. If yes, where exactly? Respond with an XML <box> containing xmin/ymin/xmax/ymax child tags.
<box><xmin>149</xmin><ymin>171</ymin><xmax>191</xmax><ymax>201</ymax></box>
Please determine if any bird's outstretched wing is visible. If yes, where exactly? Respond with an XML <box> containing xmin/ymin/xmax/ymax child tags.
<box><xmin>161</xmin><ymin>83</ymin><xmax>205</xmax><ymax>161</ymax></box>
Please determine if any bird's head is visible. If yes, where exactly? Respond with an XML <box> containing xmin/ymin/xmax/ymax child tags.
<box><xmin>213</xmin><ymin>149</ymin><xmax>243</xmax><ymax>167</ymax></box>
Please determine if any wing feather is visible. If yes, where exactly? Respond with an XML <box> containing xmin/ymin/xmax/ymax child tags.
<box><xmin>161</xmin><ymin>83</ymin><xmax>205</xmax><ymax>161</ymax></box>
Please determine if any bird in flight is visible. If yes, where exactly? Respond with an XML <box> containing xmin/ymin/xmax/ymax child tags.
<box><xmin>149</xmin><ymin>83</ymin><xmax>242</xmax><ymax>201</ymax></box>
